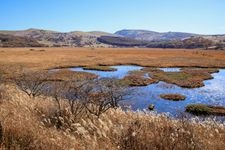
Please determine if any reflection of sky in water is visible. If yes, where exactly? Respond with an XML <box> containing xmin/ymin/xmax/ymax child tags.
<box><xmin>70</xmin><ymin>65</ymin><xmax>143</xmax><ymax>79</ymax></box>
<box><xmin>159</xmin><ymin>68</ymin><xmax>181</xmax><ymax>72</ymax></box>
<box><xmin>68</xmin><ymin>66</ymin><xmax>225</xmax><ymax>117</ymax></box>
<box><xmin>125</xmin><ymin>69</ymin><xmax>225</xmax><ymax>117</ymax></box>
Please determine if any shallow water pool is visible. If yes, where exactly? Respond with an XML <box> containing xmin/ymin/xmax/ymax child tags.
<box><xmin>70</xmin><ymin>65</ymin><xmax>143</xmax><ymax>79</ymax></box>
<box><xmin>67</xmin><ymin>65</ymin><xmax>225</xmax><ymax>117</ymax></box>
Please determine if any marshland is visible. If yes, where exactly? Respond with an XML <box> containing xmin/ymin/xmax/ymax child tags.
<box><xmin>1</xmin><ymin>0</ymin><xmax>225</xmax><ymax>149</ymax></box>
<box><xmin>0</xmin><ymin>47</ymin><xmax>225</xmax><ymax>149</ymax></box>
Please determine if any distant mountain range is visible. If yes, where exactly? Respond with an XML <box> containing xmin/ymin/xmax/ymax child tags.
<box><xmin>0</xmin><ymin>28</ymin><xmax>224</xmax><ymax>49</ymax></box>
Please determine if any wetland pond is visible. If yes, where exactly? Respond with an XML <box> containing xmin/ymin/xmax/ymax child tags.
<box><xmin>66</xmin><ymin>65</ymin><xmax>225</xmax><ymax>118</ymax></box>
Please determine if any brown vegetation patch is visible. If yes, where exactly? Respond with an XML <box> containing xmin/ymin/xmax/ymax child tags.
<box><xmin>1</xmin><ymin>48</ymin><xmax>225</xmax><ymax>75</ymax></box>
<box><xmin>83</xmin><ymin>65</ymin><xmax>117</xmax><ymax>71</ymax></box>
<box><xmin>119</xmin><ymin>67</ymin><xmax>218</xmax><ymax>88</ymax></box>
<box><xmin>186</xmin><ymin>104</ymin><xmax>225</xmax><ymax>116</ymax></box>
<box><xmin>48</xmin><ymin>69</ymin><xmax>97</xmax><ymax>81</ymax></box>
<box><xmin>122</xmin><ymin>75</ymin><xmax>158</xmax><ymax>86</ymax></box>
<box><xmin>144</xmin><ymin>68</ymin><xmax>219</xmax><ymax>88</ymax></box>
<box><xmin>160</xmin><ymin>94</ymin><xmax>186</xmax><ymax>101</ymax></box>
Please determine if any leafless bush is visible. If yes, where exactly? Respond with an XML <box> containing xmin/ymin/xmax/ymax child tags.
<box><xmin>45</xmin><ymin>78</ymin><xmax>129</xmax><ymax>130</ymax></box>
<box><xmin>46</xmin><ymin>81</ymin><xmax>68</xmax><ymax>112</ymax></box>
<box><xmin>13</xmin><ymin>71</ymin><xmax>49</xmax><ymax>98</ymax></box>
<box><xmin>84</xmin><ymin>78</ymin><xmax>129</xmax><ymax>118</ymax></box>
<box><xmin>44</xmin><ymin>80</ymin><xmax>91</xmax><ymax>129</ymax></box>
<box><xmin>64</xmin><ymin>80</ymin><xmax>91</xmax><ymax>118</ymax></box>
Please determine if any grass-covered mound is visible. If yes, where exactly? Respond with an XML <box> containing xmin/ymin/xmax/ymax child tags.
<box><xmin>160</xmin><ymin>94</ymin><xmax>186</xmax><ymax>101</ymax></box>
<box><xmin>186</xmin><ymin>104</ymin><xmax>225</xmax><ymax>116</ymax></box>
<box><xmin>122</xmin><ymin>75</ymin><xmax>158</xmax><ymax>86</ymax></box>
<box><xmin>83</xmin><ymin>66</ymin><xmax>117</xmax><ymax>71</ymax></box>
<box><xmin>142</xmin><ymin>68</ymin><xmax>219</xmax><ymax>88</ymax></box>
<box><xmin>49</xmin><ymin>69</ymin><xmax>98</xmax><ymax>81</ymax></box>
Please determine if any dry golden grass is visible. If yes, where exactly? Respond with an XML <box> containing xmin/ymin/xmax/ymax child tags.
<box><xmin>1</xmin><ymin>47</ymin><xmax>225</xmax><ymax>149</ymax></box>
<box><xmin>0</xmin><ymin>84</ymin><xmax>225</xmax><ymax>150</ymax></box>
<box><xmin>0</xmin><ymin>85</ymin><xmax>81</xmax><ymax>149</ymax></box>
<box><xmin>1</xmin><ymin>47</ymin><xmax>225</xmax><ymax>74</ymax></box>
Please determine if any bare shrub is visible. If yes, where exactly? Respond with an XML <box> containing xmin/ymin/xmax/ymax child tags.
<box><xmin>13</xmin><ymin>71</ymin><xmax>49</xmax><ymax>98</ymax></box>
<box><xmin>64</xmin><ymin>80</ymin><xmax>91</xmax><ymax>118</ymax></box>
<box><xmin>44</xmin><ymin>80</ymin><xmax>91</xmax><ymax>129</ymax></box>
<box><xmin>44</xmin><ymin>78</ymin><xmax>129</xmax><ymax>131</ymax></box>
<box><xmin>45</xmin><ymin>81</ymin><xmax>68</xmax><ymax>112</ymax></box>
<box><xmin>84</xmin><ymin>78</ymin><xmax>129</xmax><ymax>118</ymax></box>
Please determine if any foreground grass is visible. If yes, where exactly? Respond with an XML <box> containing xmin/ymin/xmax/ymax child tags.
<box><xmin>0</xmin><ymin>84</ymin><xmax>225</xmax><ymax>150</ymax></box>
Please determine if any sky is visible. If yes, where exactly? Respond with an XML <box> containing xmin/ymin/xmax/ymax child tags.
<box><xmin>0</xmin><ymin>0</ymin><xmax>224</xmax><ymax>34</ymax></box>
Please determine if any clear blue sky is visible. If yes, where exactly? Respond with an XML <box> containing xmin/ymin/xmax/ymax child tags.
<box><xmin>0</xmin><ymin>0</ymin><xmax>224</xmax><ymax>34</ymax></box>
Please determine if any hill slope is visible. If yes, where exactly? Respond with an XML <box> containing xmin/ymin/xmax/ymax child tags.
<box><xmin>0</xmin><ymin>29</ymin><xmax>115</xmax><ymax>47</ymax></box>
<box><xmin>0</xmin><ymin>28</ymin><xmax>224</xmax><ymax>49</ymax></box>
<box><xmin>115</xmin><ymin>29</ymin><xmax>197</xmax><ymax>41</ymax></box>
<box><xmin>0</xmin><ymin>33</ymin><xmax>45</xmax><ymax>47</ymax></box>
<box><xmin>97</xmin><ymin>36</ymin><xmax>148</xmax><ymax>47</ymax></box>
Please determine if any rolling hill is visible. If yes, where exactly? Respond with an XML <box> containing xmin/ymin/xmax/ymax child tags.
<box><xmin>0</xmin><ymin>29</ymin><xmax>115</xmax><ymax>47</ymax></box>
<box><xmin>115</xmin><ymin>29</ymin><xmax>197</xmax><ymax>41</ymax></box>
<box><xmin>0</xmin><ymin>28</ymin><xmax>224</xmax><ymax>49</ymax></box>
<box><xmin>0</xmin><ymin>33</ymin><xmax>45</xmax><ymax>47</ymax></box>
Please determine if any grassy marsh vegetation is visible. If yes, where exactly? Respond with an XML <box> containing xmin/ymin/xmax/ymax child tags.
<box><xmin>48</xmin><ymin>69</ymin><xmax>97</xmax><ymax>81</ymax></box>
<box><xmin>1</xmin><ymin>48</ymin><xmax>225</xmax><ymax>149</ymax></box>
<box><xmin>0</xmin><ymin>84</ymin><xmax>225</xmax><ymax>149</ymax></box>
<box><xmin>1</xmin><ymin>48</ymin><xmax>225</xmax><ymax>72</ymax></box>
<box><xmin>142</xmin><ymin>67</ymin><xmax>219</xmax><ymax>88</ymax></box>
<box><xmin>122</xmin><ymin>75</ymin><xmax>158</xmax><ymax>86</ymax></box>
<box><xmin>186</xmin><ymin>104</ymin><xmax>225</xmax><ymax>116</ymax></box>
<box><xmin>160</xmin><ymin>94</ymin><xmax>186</xmax><ymax>101</ymax></box>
